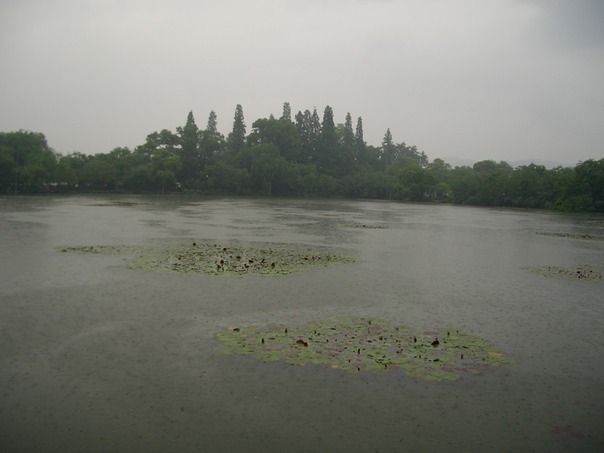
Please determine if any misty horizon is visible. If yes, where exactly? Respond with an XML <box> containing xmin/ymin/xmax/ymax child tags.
<box><xmin>1</xmin><ymin>0</ymin><xmax>603</xmax><ymax>165</ymax></box>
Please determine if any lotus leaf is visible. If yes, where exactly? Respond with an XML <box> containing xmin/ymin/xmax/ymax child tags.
<box><xmin>536</xmin><ymin>232</ymin><xmax>604</xmax><ymax>241</ymax></box>
<box><xmin>340</xmin><ymin>223</ymin><xmax>388</xmax><ymax>229</ymax></box>
<box><xmin>215</xmin><ymin>317</ymin><xmax>513</xmax><ymax>381</ymax></box>
<box><xmin>59</xmin><ymin>242</ymin><xmax>355</xmax><ymax>276</ymax></box>
<box><xmin>524</xmin><ymin>265</ymin><xmax>603</xmax><ymax>281</ymax></box>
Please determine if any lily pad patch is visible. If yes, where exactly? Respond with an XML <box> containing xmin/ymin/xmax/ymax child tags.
<box><xmin>215</xmin><ymin>317</ymin><xmax>513</xmax><ymax>381</ymax></box>
<box><xmin>536</xmin><ymin>232</ymin><xmax>604</xmax><ymax>241</ymax></box>
<box><xmin>524</xmin><ymin>265</ymin><xmax>603</xmax><ymax>281</ymax></box>
<box><xmin>59</xmin><ymin>242</ymin><xmax>355</xmax><ymax>276</ymax></box>
<box><xmin>89</xmin><ymin>200</ymin><xmax>142</xmax><ymax>207</ymax></box>
<box><xmin>340</xmin><ymin>223</ymin><xmax>388</xmax><ymax>229</ymax></box>
<box><xmin>59</xmin><ymin>245</ymin><xmax>143</xmax><ymax>255</ymax></box>
<box><xmin>550</xmin><ymin>425</ymin><xmax>585</xmax><ymax>439</ymax></box>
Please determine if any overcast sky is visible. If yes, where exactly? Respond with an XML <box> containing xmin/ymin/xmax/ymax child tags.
<box><xmin>1</xmin><ymin>0</ymin><xmax>603</xmax><ymax>165</ymax></box>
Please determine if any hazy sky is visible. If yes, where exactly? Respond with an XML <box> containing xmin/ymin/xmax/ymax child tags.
<box><xmin>1</xmin><ymin>0</ymin><xmax>603</xmax><ymax>165</ymax></box>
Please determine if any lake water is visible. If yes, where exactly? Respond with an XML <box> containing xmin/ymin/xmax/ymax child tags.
<box><xmin>1</xmin><ymin>195</ymin><xmax>603</xmax><ymax>452</ymax></box>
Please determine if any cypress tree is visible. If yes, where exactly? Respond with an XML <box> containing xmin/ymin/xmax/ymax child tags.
<box><xmin>297</xmin><ymin>108</ymin><xmax>321</xmax><ymax>165</ymax></box>
<box><xmin>319</xmin><ymin>106</ymin><xmax>338</xmax><ymax>175</ymax></box>
<box><xmin>340</xmin><ymin>112</ymin><xmax>356</xmax><ymax>171</ymax></box>
<box><xmin>309</xmin><ymin>108</ymin><xmax>321</xmax><ymax>164</ymax></box>
<box><xmin>281</xmin><ymin>102</ymin><xmax>292</xmax><ymax>122</ymax></box>
<box><xmin>355</xmin><ymin>117</ymin><xmax>365</xmax><ymax>153</ymax></box>
<box><xmin>200</xmin><ymin>110</ymin><xmax>225</xmax><ymax>172</ymax></box>
<box><xmin>355</xmin><ymin>116</ymin><xmax>366</xmax><ymax>164</ymax></box>
<box><xmin>177</xmin><ymin>111</ymin><xmax>200</xmax><ymax>184</ymax></box>
<box><xmin>382</xmin><ymin>128</ymin><xmax>395</xmax><ymax>168</ymax></box>
<box><xmin>227</xmin><ymin>104</ymin><xmax>246</xmax><ymax>154</ymax></box>
<box><xmin>206</xmin><ymin>110</ymin><xmax>219</xmax><ymax>136</ymax></box>
<box><xmin>343</xmin><ymin>112</ymin><xmax>354</xmax><ymax>148</ymax></box>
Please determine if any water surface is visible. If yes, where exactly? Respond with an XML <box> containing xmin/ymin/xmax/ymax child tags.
<box><xmin>1</xmin><ymin>195</ymin><xmax>603</xmax><ymax>452</ymax></box>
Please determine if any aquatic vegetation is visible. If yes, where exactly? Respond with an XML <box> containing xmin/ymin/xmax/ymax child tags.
<box><xmin>59</xmin><ymin>245</ymin><xmax>143</xmax><ymax>255</ymax></box>
<box><xmin>127</xmin><ymin>242</ymin><xmax>354</xmax><ymax>276</ymax></box>
<box><xmin>215</xmin><ymin>317</ymin><xmax>513</xmax><ymax>381</ymax></box>
<box><xmin>340</xmin><ymin>223</ymin><xmax>388</xmax><ymax>229</ymax></box>
<box><xmin>90</xmin><ymin>200</ymin><xmax>141</xmax><ymax>207</ymax></box>
<box><xmin>536</xmin><ymin>232</ymin><xmax>604</xmax><ymax>241</ymax></box>
<box><xmin>529</xmin><ymin>233</ymin><xmax>603</xmax><ymax>280</ymax></box>
<box><xmin>524</xmin><ymin>265</ymin><xmax>603</xmax><ymax>281</ymax></box>
<box><xmin>550</xmin><ymin>425</ymin><xmax>585</xmax><ymax>439</ymax></box>
<box><xmin>108</xmin><ymin>200</ymin><xmax>139</xmax><ymax>206</ymax></box>
<box><xmin>59</xmin><ymin>242</ymin><xmax>355</xmax><ymax>276</ymax></box>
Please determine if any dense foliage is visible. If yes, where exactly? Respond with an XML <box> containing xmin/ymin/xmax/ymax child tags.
<box><xmin>1</xmin><ymin>104</ymin><xmax>603</xmax><ymax>212</ymax></box>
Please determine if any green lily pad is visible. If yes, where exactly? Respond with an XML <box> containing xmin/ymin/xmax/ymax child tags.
<box><xmin>536</xmin><ymin>232</ymin><xmax>604</xmax><ymax>241</ymax></box>
<box><xmin>88</xmin><ymin>199</ymin><xmax>142</xmax><ymax>207</ymax></box>
<box><xmin>59</xmin><ymin>245</ymin><xmax>143</xmax><ymax>255</ymax></box>
<box><xmin>524</xmin><ymin>265</ymin><xmax>603</xmax><ymax>280</ymax></box>
<box><xmin>340</xmin><ymin>223</ymin><xmax>388</xmax><ymax>229</ymax></box>
<box><xmin>58</xmin><ymin>242</ymin><xmax>355</xmax><ymax>276</ymax></box>
<box><xmin>215</xmin><ymin>317</ymin><xmax>513</xmax><ymax>381</ymax></box>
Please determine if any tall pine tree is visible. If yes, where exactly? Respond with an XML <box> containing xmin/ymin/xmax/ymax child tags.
<box><xmin>199</xmin><ymin>110</ymin><xmax>225</xmax><ymax>174</ymax></box>
<box><xmin>355</xmin><ymin>116</ymin><xmax>366</xmax><ymax>159</ymax></box>
<box><xmin>309</xmin><ymin>108</ymin><xmax>322</xmax><ymax>164</ymax></box>
<box><xmin>227</xmin><ymin>104</ymin><xmax>246</xmax><ymax>155</ymax></box>
<box><xmin>206</xmin><ymin>110</ymin><xmax>219</xmax><ymax>136</ymax></box>
<box><xmin>339</xmin><ymin>112</ymin><xmax>356</xmax><ymax>172</ymax></box>
<box><xmin>281</xmin><ymin>102</ymin><xmax>292</xmax><ymax>121</ymax></box>
<box><xmin>295</xmin><ymin>108</ymin><xmax>321</xmax><ymax>164</ymax></box>
<box><xmin>381</xmin><ymin>128</ymin><xmax>395</xmax><ymax>168</ymax></box>
<box><xmin>343</xmin><ymin>113</ymin><xmax>355</xmax><ymax>149</ymax></box>
<box><xmin>319</xmin><ymin>106</ymin><xmax>338</xmax><ymax>175</ymax></box>
<box><xmin>177</xmin><ymin>111</ymin><xmax>200</xmax><ymax>185</ymax></box>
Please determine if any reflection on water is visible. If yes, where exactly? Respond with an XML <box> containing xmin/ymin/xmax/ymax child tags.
<box><xmin>1</xmin><ymin>195</ymin><xmax>603</xmax><ymax>452</ymax></box>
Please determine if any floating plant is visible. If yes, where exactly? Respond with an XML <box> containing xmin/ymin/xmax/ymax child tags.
<box><xmin>215</xmin><ymin>317</ymin><xmax>513</xmax><ymax>381</ymax></box>
<box><xmin>340</xmin><ymin>223</ymin><xmax>388</xmax><ymax>229</ymax></box>
<box><xmin>524</xmin><ymin>265</ymin><xmax>603</xmax><ymax>281</ymax></box>
<box><xmin>536</xmin><ymin>232</ymin><xmax>604</xmax><ymax>241</ymax></box>
<box><xmin>90</xmin><ymin>200</ymin><xmax>141</xmax><ymax>207</ymax></box>
<box><xmin>550</xmin><ymin>425</ymin><xmax>585</xmax><ymax>439</ymax></box>
<box><xmin>59</xmin><ymin>245</ymin><xmax>144</xmax><ymax>255</ymax></box>
<box><xmin>59</xmin><ymin>242</ymin><xmax>355</xmax><ymax>276</ymax></box>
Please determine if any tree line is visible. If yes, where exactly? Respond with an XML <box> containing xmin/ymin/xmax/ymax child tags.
<box><xmin>1</xmin><ymin>103</ymin><xmax>602</xmax><ymax>212</ymax></box>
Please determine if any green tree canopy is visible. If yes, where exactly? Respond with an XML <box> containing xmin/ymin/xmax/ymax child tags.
<box><xmin>177</xmin><ymin>111</ymin><xmax>201</xmax><ymax>187</ymax></box>
<box><xmin>248</xmin><ymin>117</ymin><xmax>303</xmax><ymax>163</ymax></box>
<box><xmin>0</xmin><ymin>130</ymin><xmax>57</xmax><ymax>192</ymax></box>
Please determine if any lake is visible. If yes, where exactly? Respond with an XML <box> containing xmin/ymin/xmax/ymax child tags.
<box><xmin>1</xmin><ymin>195</ymin><xmax>603</xmax><ymax>452</ymax></box>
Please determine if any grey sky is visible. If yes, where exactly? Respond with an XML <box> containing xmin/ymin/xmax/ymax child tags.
<box><xmin>1</xmin><ymin>0</ymin><xmax>603</xmax><ymax>165</ymax></box>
